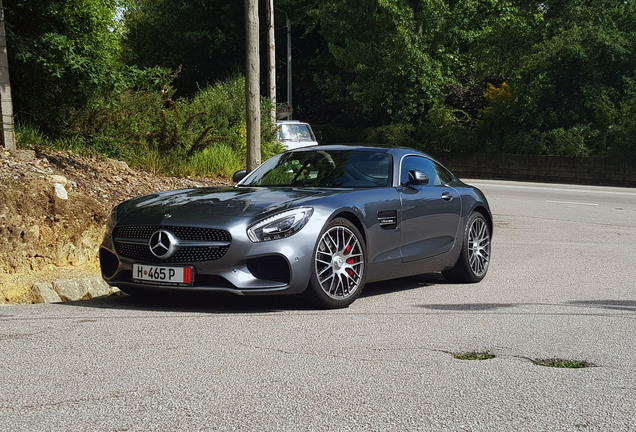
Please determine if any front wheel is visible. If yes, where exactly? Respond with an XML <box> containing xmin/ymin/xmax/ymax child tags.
<box><xmin>442</xmin><ymin>211</ymin><xmax>491</xmax><ymax>283</ymax></box>
<box><xmin>304</xmin><ymin>218</ymin><xmax>367</xmax><ymax>309</ymax></box>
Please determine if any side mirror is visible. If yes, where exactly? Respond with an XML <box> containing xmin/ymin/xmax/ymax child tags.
<box><xmin>407</xmin><ymin>169</ymin><xmax>429</xmax><ymax>186</ymax></box>
<box><xmin>232</xmin><ymin>170</ymin><xmax>247</xmax><ymax>183</ymax></box>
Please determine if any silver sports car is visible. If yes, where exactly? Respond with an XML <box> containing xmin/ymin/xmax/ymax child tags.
<box><xmin>100</xmin><ymin>145</ymin><xmax>492</xmax><ymax>308</ymax></box>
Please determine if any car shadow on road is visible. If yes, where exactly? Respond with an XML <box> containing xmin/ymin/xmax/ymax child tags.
<box><xmin>59</xmin><ymin>273</ymin><xmax>445</xmax><ymax>314</ymax></box>
<box><xmin>361</xmin><ymin>273</ymin><xmax>444</xmax><ymax>298</ymax></box>
<box><xmin>60</xmin><ymin>291</ymin><xmax>310</xmax><ymax>314</ymax></box>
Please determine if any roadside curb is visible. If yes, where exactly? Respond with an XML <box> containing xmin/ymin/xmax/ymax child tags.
<box><xmin>32</xmin><ymin>276</ymin><xmax>120</xmax><ymax>303</ymax></box>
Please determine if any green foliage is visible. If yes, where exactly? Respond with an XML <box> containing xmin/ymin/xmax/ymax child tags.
<box><xmin>282</xmin><ymin>0</ymin><xmax>636</xmax><ymax>157</ymax></box>
<box><xmin>494</xmin><ymin>1</ymin><xmax>636</xmax><ymax>157</ymax></box>
<box><xmin>8</xmin><ymin>0</ymin><xmax>636</xmax><ymax>162</ymax></box>
<box><xmin>451</xmin><ymin>0</ymin><xmax>543</xmax><ymax>81</ymax></box>
<box><xmin>5</xmin><ymin>0</ymin><xmax>121</xmax><ymax>129</ymax></box>
<box><xmin>185</xmin><ymin>144</ymin><xmax>244</xmax><ymax>178</ymax></box>
<box><xmin>363</xmin><ymin>124</ymin><xmax>418</xmax><ymax>148</ymax></box>
<box><xmin>313</xmin><ymin>0</ymin><xmax>445</xmax><ymax>122</ymax></box>
<box><xmin>122</xmin><ymin>0</ymin><xmax>244</xmax><ymax>96</ymax></box>
<box><xmin>16</xmin><ymin>76</ymin><xmax>280</xmax><ymax>178</ymax></box>
<box><xmin>417</xmin><ymin>121</ymin><xmax>479</xmax><ymax>155</ymax></box>
<box><xmin>517</xmin><ymin>22</ymin><xmax>634</xmax><ymax>131</ymax></box>
<box><xmin>14</xmin><ymin>122</ymin><xmax>49</xmax><ymax>149</ymax></box>
<box><xmin>67</xmin><ymin>76</ymin><xmax>278</xmax><ymax>176</ymax></box>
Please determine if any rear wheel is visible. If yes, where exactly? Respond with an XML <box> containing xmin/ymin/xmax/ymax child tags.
<box><xmin>304</xmin><ymin>218</ymin><xmax>366</xmax><ymax>309</ymax></box>
<box><xmin>442</xmin><ymin>211</ymin><xmax>491</xmax><ymax>283</ymax></box>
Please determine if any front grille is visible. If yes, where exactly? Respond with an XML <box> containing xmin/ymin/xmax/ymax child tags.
<box><xmin>114</xmin><ymin>225</ymin><xmax>231</xmax><ymax>242</ymax></box>
<box><xmin>113</xmin><ymin>225</ymin><xmax>231</xmax><ymax>263</ymax></box>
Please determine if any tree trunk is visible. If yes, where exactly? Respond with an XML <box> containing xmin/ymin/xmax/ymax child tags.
<box><xmin>244</xmin><ymin>0</ymin><xmax>261</xmax><ymax>172</ymax></box>
<box><xmin>0</xmin><ymin>0</ymin><xmax>15</xmax><ymax>151</ymax></box>
<box><xmin>266</xmin><ymin>0</ymin><xmax>276</xmax><ymax>126</ymax></box>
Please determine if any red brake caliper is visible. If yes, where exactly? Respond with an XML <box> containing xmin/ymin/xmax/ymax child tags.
<box><xmin>345</xmin><ymin>244</ymin><xmax>354</xmax><ymax>276</ymax></box>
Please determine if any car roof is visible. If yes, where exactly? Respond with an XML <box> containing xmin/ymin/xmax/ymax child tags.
<box><xmin>276</xmin><ymin>120</ymin><xmax>311</xmax><ymax>125</ymax></box>
<box><xmin>285</xmin><ymin>143</ymin><xmax>432</xmax><ymax>159</ymax></box>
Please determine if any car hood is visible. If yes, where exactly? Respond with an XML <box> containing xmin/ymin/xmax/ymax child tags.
<box><xmin>115</xmin><ymin>186</ymin><xmax>333</xmax><ymax>226</ymax></box>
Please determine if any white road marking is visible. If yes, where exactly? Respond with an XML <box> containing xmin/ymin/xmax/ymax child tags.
<box><xmin>467</xmin><ymin>180</ymin><xmax>636</xmax><ymax>197</ymax></box>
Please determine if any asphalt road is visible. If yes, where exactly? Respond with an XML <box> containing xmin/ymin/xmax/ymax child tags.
<box><xmin>1</xmin><ymin>180</ymin><xmax>635</xmax><ymax>431</ymax></box>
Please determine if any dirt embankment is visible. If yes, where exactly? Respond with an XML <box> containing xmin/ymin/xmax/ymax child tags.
<box><xmin>0</xmin><ymin>148</ymin><xmax>231</xmax><ymax>304</ymax></box>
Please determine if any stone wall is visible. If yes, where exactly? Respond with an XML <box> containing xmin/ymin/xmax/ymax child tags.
<box><xmin>437</xmin><ymin>154</ymin><xmax>636</xmax><ymax>187</ymax></box>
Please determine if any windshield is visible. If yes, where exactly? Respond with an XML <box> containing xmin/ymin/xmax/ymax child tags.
<box><xmin>277</xmin><ymin>123</ymin><xmax>316</xmax><ymax>142</ymax></box>
<box><xmin>241</xmin><ymin>150</ymin><xmax>392</xmax><ymax>188</ymax></box>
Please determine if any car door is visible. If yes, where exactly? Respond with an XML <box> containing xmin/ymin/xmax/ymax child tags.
<box><xmin>398</xmin><ymin>155</ymin><xmax>461</xmax><ymax>262</ymax></box>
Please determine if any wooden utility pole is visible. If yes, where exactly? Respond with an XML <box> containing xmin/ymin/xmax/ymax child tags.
<box><xmin>285</xmin><ymin>12</ymin><xmax>292</xmax><ymax>120</ymax></box>
<box><xmin>244</xmin><ymin>0</ymin><xmax>261</xmax><ymax>172</ymax></box>
<box><xmin>0</xmin><ymin>0</ymin><xmax>15</xmax><ymax>151</ymax></box>
<box><xmin>266</xmin><ymin>0</ymin><xmax>276</xmax><ymax>126</ymax></box>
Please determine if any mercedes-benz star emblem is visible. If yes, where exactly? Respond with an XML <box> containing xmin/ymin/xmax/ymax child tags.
<box><xmin>149</xmin><ymin>230</ymin><xmax>178</xmax><ymax>259</ymax></box>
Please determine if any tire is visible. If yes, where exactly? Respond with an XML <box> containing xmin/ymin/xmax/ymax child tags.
<box><xmin>304</xmin><ymin>218</ymin><xmax>367</xmax><ymax>309</ymax></box>
<box><xmin>442</xmin><ymin>211</ymin><xmax>491</xmax><ymax>283</ymax></box>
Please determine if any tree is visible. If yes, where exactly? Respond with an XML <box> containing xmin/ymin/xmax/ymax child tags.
<box><xmin>313</xmin><ymin>0</ymin><xmax>445</xmax><ymax>123</ymax></box>
<box><xmin>123</xmin><ymin>0</ymin><xmax>245</xmax><ymax>97</ymax></box>
<box><xmin>4</xmin><ymin>0</ymin><xmax>128</xmax><ymax>132</ymax></box>
<box><xmin>484</xmin><ymin>0</ymin><xmax>636</xmax><ymax>156</ymax></box>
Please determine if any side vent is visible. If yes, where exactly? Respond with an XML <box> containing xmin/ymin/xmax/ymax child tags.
<box><xmin>378</xmin><ymin>210</ymin><xmax>398</xmax><ymax>230</ymax></box>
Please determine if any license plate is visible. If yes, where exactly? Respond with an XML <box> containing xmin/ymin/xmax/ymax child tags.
<box><xmin>132</xmin><ymin>264</ymin><xmax>193</xmax><ymax>285</ymax></box>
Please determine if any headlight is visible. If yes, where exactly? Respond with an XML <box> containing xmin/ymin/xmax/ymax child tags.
<box><xmin>247</xmin><ymin>207</ymin><xmax>314</xmax><ymax>242</ymax></box>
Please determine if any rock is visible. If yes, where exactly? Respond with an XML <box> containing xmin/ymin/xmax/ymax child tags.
<box><xmin>86</xmin><ymin>277</ymin><xmax>110</xmax><ymax>298</ymax></box>
<box><xmin>23</xmin><ymin>225</ymin><xmax>40</xmax><ymax>242</ymax></box>
<box><xmin>53</xmin><ymin>279</ymin><xmax>89</xmax><ymax>301</ymax></box>
<box><xmin>49</xmin><ymin>174</ymin><xmax>68</xmax><ymax>186</ymax></box>
<box><xmin>54</xmin><ymin>183</ymin><xmax>68</xmax><ymax>200</ymax></box>
<box><xmin>108</xmin><ymin>158</ymin><xmax>132</xmax><ymax>173</ymax></box>
<box><xmin>13</xmin><ymin>150</ymin><xmax>36</xmax><ymax>163</ymax></box>
<box><xmin>33</xmin><ymin>282</ymin><xmax>62</xmax><ymax>303</ymax></box>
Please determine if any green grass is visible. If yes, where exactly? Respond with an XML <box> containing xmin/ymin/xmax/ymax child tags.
<box><xmin>184</xmin><ymin>144</ymin><xmax>244</xmax><ymax>178</ymax></box>
<box><xmin>452</xmin><ymin>351</ymin><xmax>495</xmax><ymax>361</ymax></box>
<box><xmin>15</xmin><ymin>122</ymin><xmax>246</xmax><ymax>179</ymax></box>
<box><xmin>532</xmin><ymin>358</ymin><xmax>592</xmax><ymax>369</ymax></box>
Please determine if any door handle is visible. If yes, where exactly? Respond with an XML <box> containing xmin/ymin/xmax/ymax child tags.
<box><xmin>441</xmin><ymin>192</ymin><xmax>453</xmax><ymax>201</ymax></box>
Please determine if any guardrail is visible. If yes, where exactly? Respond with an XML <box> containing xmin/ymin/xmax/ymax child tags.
<box><xmin>437</xmin><ymin>153</ymin><xmax>636</xmax><ymax>187</ymax></box>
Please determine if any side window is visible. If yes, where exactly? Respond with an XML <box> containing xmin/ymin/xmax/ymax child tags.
<box><xmin>400</xmin><ymin>156</ymin><xmax>442</xmax><ymax>186</ymax></box>
<box><xmin>433</xmin><ymin>161</ymin><xmax>454</xmax><ymax>184</ymax></box>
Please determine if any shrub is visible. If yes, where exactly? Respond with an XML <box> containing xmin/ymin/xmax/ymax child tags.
<box><xmin>363</xmin><ymin>123</ymin><xmax>418</xmax><ymax>147</ymax></box>
<box><xmin>63</xmin><ymin>76</ymin><xmax>279</xmax><ymax>176</ymax></box>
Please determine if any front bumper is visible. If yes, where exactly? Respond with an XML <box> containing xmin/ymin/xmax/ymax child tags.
<box><xmin>100</xmin><ymin>222</ymin><xmax>321</xmax><ymax>296</ymax></box>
